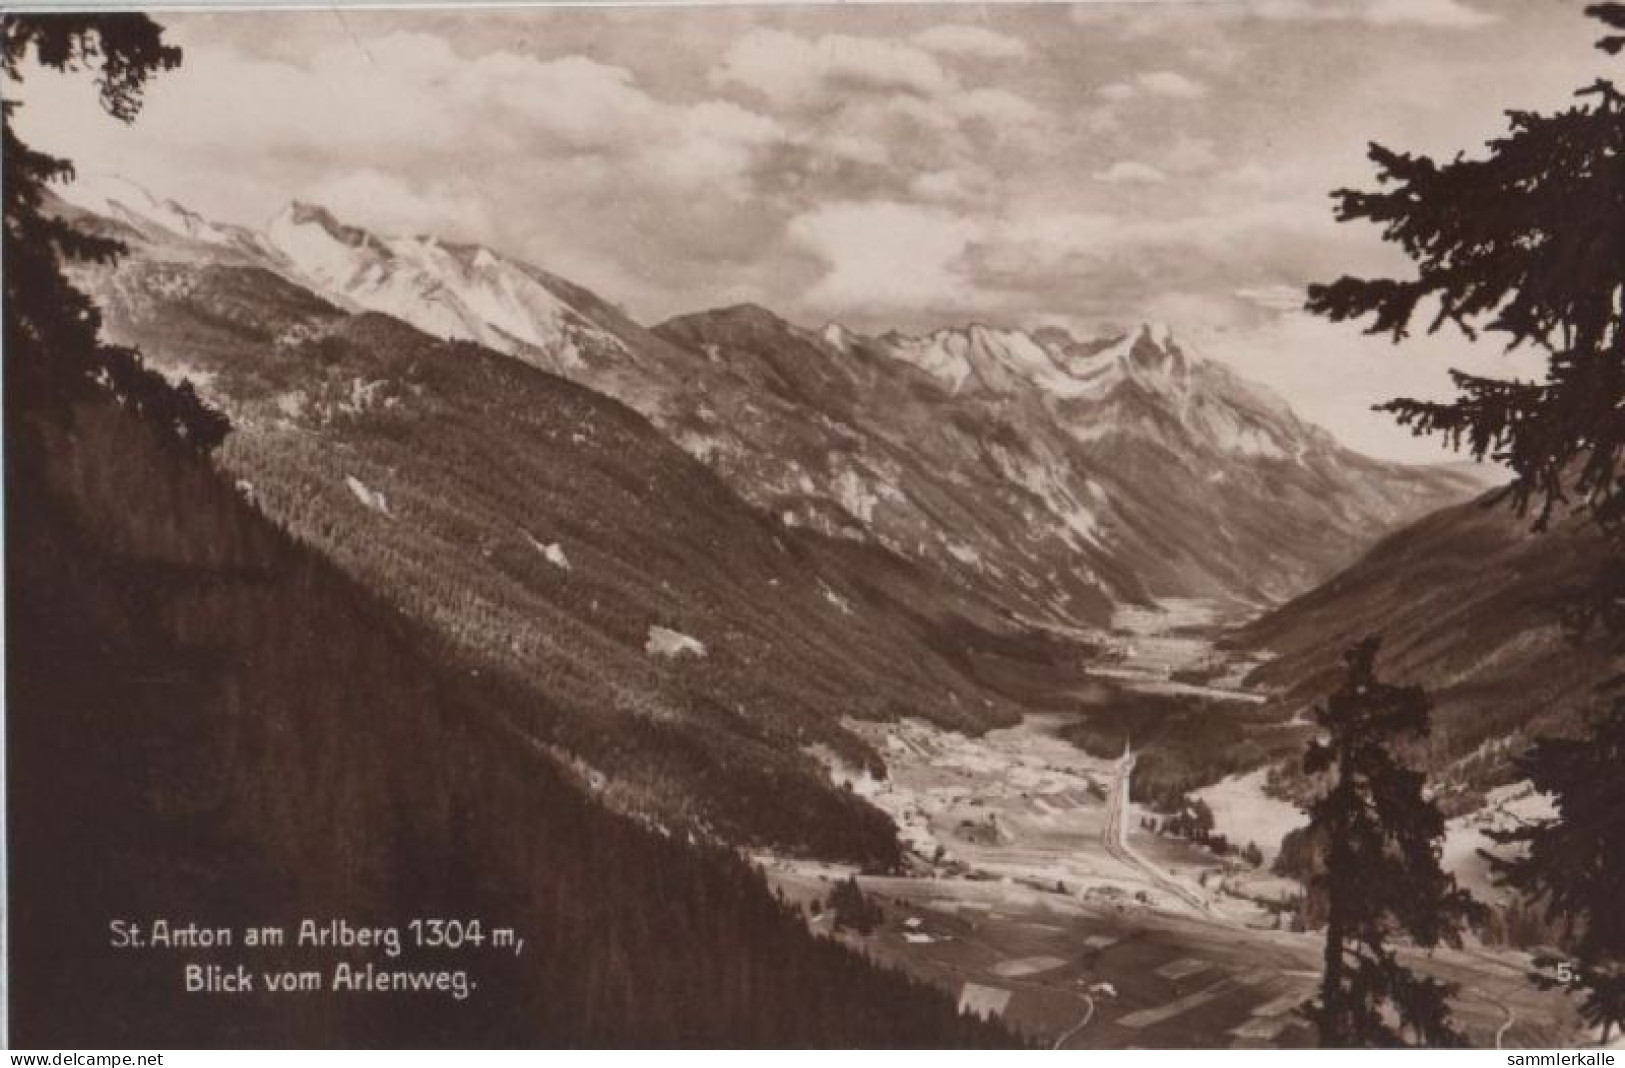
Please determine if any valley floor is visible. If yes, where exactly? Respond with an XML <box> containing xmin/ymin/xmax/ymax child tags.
<box><xmin>762</xmin><ymin>599</ymin><xmax>1584</xmax><ymax>1049</ymax></box>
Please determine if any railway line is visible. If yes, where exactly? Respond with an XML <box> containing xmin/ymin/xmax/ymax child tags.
<box><xmin>1102</xmin><ymin>745</ymin><xmax>1228</xmax><ymax>922</ymax></box>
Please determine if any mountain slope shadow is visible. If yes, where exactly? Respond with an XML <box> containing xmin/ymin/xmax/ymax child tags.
<box><xmin>1233</xmin><ymin>493</ymin><xmax>1613</xmax><ymax>812</ymax></box>
<box><xmin>81</xmin><ymin>256</ymin><xmax>1081</xmax><ymax>861</ymax></box>
<box><xmin>7</xmin><ymin>390</ymin><xmax>1019</xmax><ymax>1047</ymax></box>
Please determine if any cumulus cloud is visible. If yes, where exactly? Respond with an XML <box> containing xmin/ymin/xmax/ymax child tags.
<box><xmin>1079</xmin><ymin>105</ymin><xmax>1123</xmax><ymax>134</ymax></box>
<box><xmin>14</xmin><ymin>21</ymin><xmax>805</xmax><ymax>315</ymax></box>
<box><xmin>949</xmin><ymin>87</ymin><xmax>1042</xmax><ymax>127</ymax></box>
<box><xmin>701</xmin><ymin>24</ymin><xmax>1048</xmax><ymax>204</ymax></box>
<box><xmin>1235</xmin><ymin>283</ymin><xmax>1310</xmax><ymax>313</ymax></box>
<box><xmin>305</xmin><ymin>169</ymin><xmax>494</xmax><ymax>237</ymax></box>
<box><xmin>1097</xmin><ymin>70</ymin><xmax>1207</xmax><ymax>103</ymax></box>
<box><xmin>950</xmin><ymin>194</ymin><xmax>1355</xmax><ymax>340</ymax></box>
<box><xmin>1137</xmin><ymin>71</ymin><xmax>1208</xmax><ymax>99</ymax></box>
<box><xmin>24</xmin><ymin>29</ymin><xmax>787</xmax><ymax>187</ymax></box>
<box><xmin>1093</xmin><ymin>161</ymin><xmax>1169</xmax><ymax>184</ymax></box>
<box><xmin>981</xmin><ymin>209</ymin><xmax>1119</xmax><ymax>276</ymax></box>
<box><xmin>655</xmin><ymin>100</ymin><xmax>785</xmax><ymax>190</ymax></box>
<box><xmin>912</xmin><ymin>25</ymin><xmax>1029</xmax><ymax>60</ymax></box>
<box><xmin>788</xmin><ymin>201</ymin><xmax>984</xmax><ymax>314</ymax></box>
<box><xmin>1095</xmin><ymin>0</ymin><xmax>1497</xmax><ymax>31</ymax></box>
<box><xmin>698</xmin><ymin>24</ymin><xmax>1049</xmax><ymax>218</ymax></box>
<box><xmin>712</xmin><ymin>29</ymin><xmax>951</xmax><ymax>107</ymax></box>
<box><xmin>1363</xmin><ymin>0</ymin><xmax>1497</xmax><ymax>29</ymax></box>
<box><xmin>1183</xmin><ymin>0</ymin><xmax>1496</xmax><ymax>27</ymax></box>
<box><xmin>1161</xmin><ymin>135</ymin><xmax>1220</xmax><ymax>174</ymax></box>
<box><xmin>709</xmin><ymin>28</ymin><xmax>1043</xmax><ymax>146</ymax></box>
<box><xmin>15</xmin><ymin>2</ymin><xmax>1569</xmax><ymax>457</ymax></box>
<box><xmin>909</xmin><ymin>169</ymin><xmax>976</xmax><ymax>202</ymax></box>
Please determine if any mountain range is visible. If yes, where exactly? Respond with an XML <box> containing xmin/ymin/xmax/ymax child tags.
<box><xmin>62</xmin><ymin>173</ymin><xmax>1490</xmax><ymax>622</ymax></box>
<box><xmin>52</xmin><ymin>172</ymin><xmax>1497</xmax><ymax>849</ymax></box>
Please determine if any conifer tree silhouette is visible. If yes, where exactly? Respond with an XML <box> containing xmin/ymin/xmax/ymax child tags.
<box><xmin>1306</xmin><ymin>6</ymin><xmax>1625</xmax><ymax>1041</ymax></box>
<box><xmin>2</xmin><ymin>15</ymin><xmax>228</xmax><ymax>458</ymax></box>
<box><xmin>1302</xmin><ymin>638</ymin><xmax>1480</xmax><ymax>1047</ymax></box>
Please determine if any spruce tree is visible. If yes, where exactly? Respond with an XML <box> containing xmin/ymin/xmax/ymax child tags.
<box><xmin>1305</xmin><ymin>4</ymin><xmax>1625</xmax><ymax>1041</ymax></box>
<box><xmin>2</xmin><ymin>15</ymin><xmax>227</xmax><ymax>457</ymax></box>
<box><xmin>1302</xmin><ymin>638</ymin><xmax>1480</xmax><ymax>1048</ymax></box>
<box><xmin>1488</xmin><ymin>699</ymin><xmax>1625</xmax><ymax>1041</ymax></box>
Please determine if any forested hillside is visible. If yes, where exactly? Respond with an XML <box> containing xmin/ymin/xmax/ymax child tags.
<box><xmin>79</xmin><ymin>257</ymin><xmax>1088</xmax><ymax>861</ymax></box>
<box><xmin>8</xmin><ymin>381</ymin><xmax>1019</xmax><ymax>1046</ymax></box>
<box><xmin>1234</xmin><ymin>496</ymin><xmax>1612</xmax><ymax>813</ymax></box>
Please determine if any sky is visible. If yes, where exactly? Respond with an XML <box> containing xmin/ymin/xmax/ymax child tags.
<box><xmin>11</xmin><ymin>0</ymin><xmax>1611</xmax><ymax>460</ymax></box>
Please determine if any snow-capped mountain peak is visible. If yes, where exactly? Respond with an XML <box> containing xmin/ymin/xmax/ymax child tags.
<box><xmin>54</xmin><ymin>172</ymin><xmax>271</xmax><ymax>258</ymax></box>
<box><xmin>264</xmin><ymin>202</ymin><xmax>392</xmax><ymax>293</ymax></box>
<box><xmin>648</xmin><ymin>301</ymin><xmax>1489</xmax><ymax>624</ymax></box>
<box><xmin>1086</xmin><ymin>324</ymin><xmax>1193</xmax><ymax>391</ymax></box>
<box><xmin>877</xmin><ymin>320</ymin><xmax>1196</xmax><ymax>402</ymax></box>
<box><xmin>268</xmin><ymin>201</ymin><xmax>380</xmax><ymax>252</ymax></box>
<box><xmin>261</xmin><ymin>200</ymin><xmax>628</xmax><ymax>374</ymax></box>
<box><xmin>865</xmin><ymin>318</ymin><xmax>1323</xmax><ymax>462</ymax></box>
<box><xmin>60</xmin><ymin>175</ymin><xmax>1493</xmax><ymax>635</ymax></box>
<box><xmin>821</xmin><ymin>322</ymin><xmax>861</xmax><ymax>353</ymax></box>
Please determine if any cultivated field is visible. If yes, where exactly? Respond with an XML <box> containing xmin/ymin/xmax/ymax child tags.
<box><xmin>768</xmin><ymin>600</ymin><xmax>1584</xmax><ymax>1048</ymax></box>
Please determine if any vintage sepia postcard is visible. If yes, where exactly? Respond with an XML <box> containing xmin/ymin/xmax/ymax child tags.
<box><xmin>5</xmin><ymin>0</ymin><xmax>1623</xmax><ymax>1051</ymax></box>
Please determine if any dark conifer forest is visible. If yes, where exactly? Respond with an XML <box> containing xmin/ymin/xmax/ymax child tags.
<box><xmin>4</xmin><ymin>14</ymin><xmax>1016</xmax><ymax>1048</ymax></box>
<box><xmin>10</xmin><ymin>372</ymin><xmax>1019</xmax><ymax>1048</ymax></box>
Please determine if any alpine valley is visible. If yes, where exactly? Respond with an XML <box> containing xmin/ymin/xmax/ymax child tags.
<box><xmin>55</xmin><ymin>172</ymin><xmax>1491</xmax><ymax>842</ymax></box>
<box><xmin>30</xmin><ymin>171</ymin><xmax>1593</xmax><ymax>1047</ymax></box>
